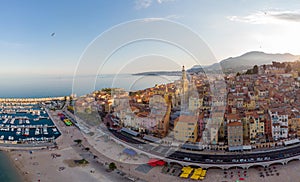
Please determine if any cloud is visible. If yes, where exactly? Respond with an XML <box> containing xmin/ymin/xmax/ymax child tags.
<box><xmin>134</xmin><ymin>0</ymin><xmax>175</xmax><ymax>9</ymax></box>
<box><xmin>157</xmin><ymin>0</ymin><xmax>175</xmax><ymax>4</ymax></box>
<box><xmin>141</xmin><ymin>14</ymin><xmax>183</xmax><ymax>22</ymax></box>
<box><xmin>135</xmin><ymin>0</ymin><xmax>152</xmax><ymax>9</ymax></box>
<box><xmin>227</xmin><ymin>10</ymin><xmax>300</xmax><ymax>24</ymax></box>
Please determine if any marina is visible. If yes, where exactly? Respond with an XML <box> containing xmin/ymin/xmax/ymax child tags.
<box><xmin>0</xmin><ymin>102</ymin><xmax>61</xmax><ymax>144</ymax></box>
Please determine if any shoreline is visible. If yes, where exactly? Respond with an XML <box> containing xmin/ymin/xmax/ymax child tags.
<box><xmin>0</xmin><ymin>96</ymin><xmax>66</xmax><ymax>101</ymax></box>
<box><xmin>0</xmin><ymin>109</ymin><xmax>128</xmax><ymax>182</ymax></box>
<box><xmin>0</xmin><ymin>150</ymin><xmax>27</xmax><ymax>182</ymax></box>
<box><xmin>5</xmin><ymin>107</ymin><xmax>300</xmax><ymax>182</ymax></box>
<box><xmin>6</xmin><ymin>150</ymin><xmax>30</xmax><ymax>182</ymax></box>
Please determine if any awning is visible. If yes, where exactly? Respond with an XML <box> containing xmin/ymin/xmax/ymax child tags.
<box><xmin>148</xmin><ymin>158</ymin><xmax>166</xmax><ymax>167</ymax></box>
<box><xmin>228</xmin><ymin>146</ymin><xmax>243</xmax><ymax>151</ymax></box>
<box><xmin>120</xmin><ymin>128</ymin><xmax>139</xmax><ymax>137</ymax></box>
<box><xmin>123</xmin><ymin>148</ymin><xmax>137</xmax><ymax>156</ymax></box>
<box><xmin>243</xmin><ymin>145</ymin><xmax>252</xmax><ymax>150</ymax></box>
<box><xmin>182</xmin><ymin>143</ymin><xmax>203</xmax><ymax>151</ymax></box>
<box><xmin>143</xmin><ymin>135</ymin><xmax>161</xmax><ymax>143</ymax></box>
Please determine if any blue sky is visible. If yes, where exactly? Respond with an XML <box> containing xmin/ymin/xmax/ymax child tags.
<box><xmin>1</xmin><ymin>0</ymin><xmax>300</xmax><ymax>76</ymax></box>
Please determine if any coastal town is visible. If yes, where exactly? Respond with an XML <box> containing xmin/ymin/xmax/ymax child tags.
<box><xmin>3</xmin><ymin>61</ymin><xmax>300</xmax><ymax>182</ymax></box>
<box><xmin>4</xmin><ymin>1</ymin><xmax>300</xmax><ymax>181</ymax></box>
<box><xmin>83</xmin><ymin>61</ymin><xmax>300</xmax><ymax>152</ymax></box>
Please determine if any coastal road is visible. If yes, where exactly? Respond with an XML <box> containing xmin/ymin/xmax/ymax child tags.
<box><xmin>107</xmin><ymin>128</ymin><xmax>300</xmax><ymax>165</ymax></box>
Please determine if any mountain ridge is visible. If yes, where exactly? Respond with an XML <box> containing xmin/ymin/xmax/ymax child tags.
<box><xmin>133</xmin><ymin>51</ymin><xmax>300</xmax><ymax>75</ymax></box>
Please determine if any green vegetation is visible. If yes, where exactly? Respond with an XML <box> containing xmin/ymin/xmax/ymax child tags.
<box><xmin>272</xmin><ymin>61</ymin><xmax>286</xmax><ymax>68</ymax></box>
<box><xmin>101</xmin><ymin>88</ymin><xmax>112</xmax><ymax>94</ymax></box>
<box><xmin>285</xmin><ymin>64</ymin><xmax>292</xmax><ymax>73</ymax></box>
<box><xmin>109</xmin><ymin>162</ymin><xmax>117</xmax><ymax>171</ymax></box>
<box><xmin>74</xmin><ymin>159</ymin><xmax>89</xmax><ymax>165</ymax></box>
<box><xmin>245</xmin><ymin>65</ymin><xmax>259</xmax><ymax>75</ymax></box>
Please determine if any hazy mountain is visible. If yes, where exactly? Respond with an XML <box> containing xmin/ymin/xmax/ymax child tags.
<box><xmin>203</xmin><ymin>51</ymin><xmax>300</xmax><ymax>73</ymax></box>
<box><xmin>135</xmin><ymin>51</ymin><xmax>300</xmax><ymax>75</ymax></box>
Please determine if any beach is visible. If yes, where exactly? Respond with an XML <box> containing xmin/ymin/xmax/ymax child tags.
<box><xmin>5</xmin><ymin>109</ymin><xmax>130</xmax><ymax>182</ymax></box>
<box><xmin>5</xmin><ymin>109</ymin><xmax>300</xmax><ymax>182</ymax></box>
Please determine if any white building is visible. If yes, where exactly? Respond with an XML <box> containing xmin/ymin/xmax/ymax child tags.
<box><xmin>269</xmin><ymin>109</ymin><xmax>288</xmax><ymax>140</ymax></box>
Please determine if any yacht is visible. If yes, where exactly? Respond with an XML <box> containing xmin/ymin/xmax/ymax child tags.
<box><xmin>8</xmin><ymin>136</ymin><xmax>14</xmax><ymax>141</ymax></box>
<box><xmin>43</xmin><ymin>127</ymin><xmax>48</xmax><ymax>135</ymax></box>
<box><xmin>3</xmin><ymin>118</ymin><xmax>8</xmax><ymax>124</ymax></box>
<box><xmin>24</xmin><ymin>128</ymin><xmax>30</xmax><ymax>136</ymax></box>
<box><xmin>35</xmin><ymin>128</ymin><xmax>40</xmax><ymax>135</ymax></box>
<box><xmin>10</xmin><ymin>118</ymin><xmax>15</xmax><ymax>124</ymax></box>
<box><xmin>16</xmin><ymin>130</ymin><xmax>21</xmax><ymax>135</ymax></box>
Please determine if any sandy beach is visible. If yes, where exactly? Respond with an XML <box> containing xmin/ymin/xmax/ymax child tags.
<box><xmin>5</xmin><ymin>110</ymin><xmax>130</xmax><ymax>182</ymax></box>
<box><xmin>5</xmin><ymin>109</ymin><xmax>300</xmax><ymax>182</ymax></box>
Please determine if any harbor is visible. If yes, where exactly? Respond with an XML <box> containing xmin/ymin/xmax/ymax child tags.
<box><xmin>0</xmin><ymin>102</ymin><xmax>61</xmax><ymax>144</ymax></box>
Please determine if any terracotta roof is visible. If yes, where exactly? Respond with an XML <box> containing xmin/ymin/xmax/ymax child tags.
<box><xmin>226</xmin><ymin>114</ymin><xmax>240</xmax><ymax>120</ymax></box>
<box><xmin>175</xmin><ymin>115</ymin><xmax>198</xmax><ymax>123</ymax></box>
<box><xmin>227</xmin><ymin>121</ymin><xmax>242</xmax><ymax>127</ymax></box>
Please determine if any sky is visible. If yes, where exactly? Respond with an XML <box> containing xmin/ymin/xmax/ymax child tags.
<box><xmin>2</xmin><ymin>0</ymin><xmax>300</xmax><ymax>76</ymax></box>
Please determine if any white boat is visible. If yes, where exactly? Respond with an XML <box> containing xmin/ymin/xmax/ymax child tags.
<box><xmin>8</xmin><ymin>136</ymin><xmax>14</xmax><ymax>141</ymax></box>
<box><xmin>24</xmin><ymin>128</ymin><xmax>29</xmax><ymax>136</ymax></box>
<box><xmin>3</xmin><ymin>119</ymin><xmax>8</xmax><ymax>124</ymax></box>
<box><xmin>16</xmin><ymin>131</ymin><xmax>21</xmax><ymax>135</ymax></box>
<box><xmin>25</xmin><ymin>120</ymin><xmax>30</xmax><ymax>124</ymax></box>
<box><xmin>0</xmin><ymin>135</ymin><xmax>4</xmax><ymax>140</ymax></box>
<box><xmin>10</xmin><ymin>118</ymin><xmax>15</xmax><ymax>124</ymax></box>
<box><xmin>43</xmin><ymin>127</ymin><xmax>48</xmax><ymax>135</ymax></box>
<box><xmin>19</xmin><ymin>119</ymin><xmax>23</xmax><ymax>124</ymax></box>
<box><xmin>35</xmin><ymin>128</ymin><xmax>40</xmax><ymax>135</ymax></box>
<box><xmin>33</xmin><ymin>118</ymin><xmax>39</xmax><ymax>121</ymax></box>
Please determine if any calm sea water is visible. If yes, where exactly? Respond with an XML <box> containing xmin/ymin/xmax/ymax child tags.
<box><xmin>0</xmin><ymin>74</ymin><xmax>179</xmax><ymax>98</ymax></box>
<box><xmin>0</xmin><ymin>151</ymin><xmax>23</xmax><ymax>182</ymax></box>
<box><xmin>0</xmin><ymin>74</ymin><xmax>179</xmax><ymax>179</ymax></box>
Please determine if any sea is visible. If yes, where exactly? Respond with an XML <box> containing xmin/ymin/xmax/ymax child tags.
<box><xmin>0</xmin><ymin>73</ymin><xmax>179</xmax><ymax>180</ymax></box>
<box><xmin>0</xmin><ymin>151</ymin><xmax>23</xmax><ymax>182</ymax></box>
<box><xmin>0</xmin><ymin>74</ymin><xmax>180</xmax><ymax>98</ymax></box>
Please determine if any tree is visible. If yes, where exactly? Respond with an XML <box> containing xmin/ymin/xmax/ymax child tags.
<box><xmin>109</xmin><ymin>162</ymin><xmax>117</xmax><ymax>171</ymax></box>
<box><xmin>263</xmin><ymin>64</ymin><xmax>266</xmax><ymax>70</ymax></box>
<box><xmin>253</xmin><ymin>65</ymin><xmax>259</xmax><ymax>74</ymax></box>
<box><xmin>236</xmin><ymin>72</ymin><xmax>241</xmax><ymax>76</ymax></box>
<box><xmin>76</xmin><ymin>159</ymin><xmax>89</xmax><ymax>165</ymax></box>
<box><xmin>74</xmin><ymin>139</ymin><xmax>82</xmax><ymax>145</ymax></box>
<box><xmin>245</xmin><ymin>69</ymin><xmax>253</xmax><ymax>75</ymax></box>
<box><xmin>285</xmin><ymin>64</ymin><xmax>292</xmax><ymax>73</ymax></box>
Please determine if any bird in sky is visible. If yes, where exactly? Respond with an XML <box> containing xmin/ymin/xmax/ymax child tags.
<box><xmin>51</xmin><ymin>32</ymin><xmax>55</xmax><ymax>37</ymax></box>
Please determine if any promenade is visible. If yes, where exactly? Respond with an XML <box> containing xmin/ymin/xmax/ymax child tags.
<box><xmin>6</xmin><ymin>108</ymin><xmax>300</xmax><ymax>182</ymax></box>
